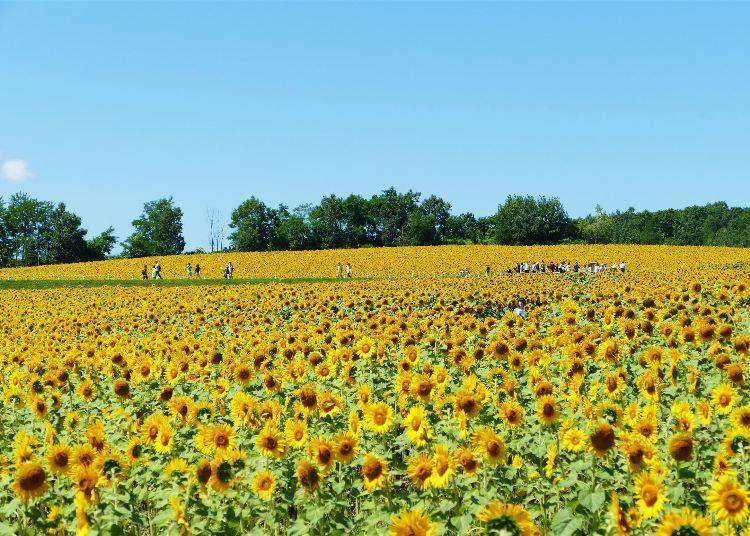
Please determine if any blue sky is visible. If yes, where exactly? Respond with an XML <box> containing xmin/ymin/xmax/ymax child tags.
<box><xmin>1</xmin><ymin>2</ymin><xmax>748</xmax><ymax>251</ymax></box>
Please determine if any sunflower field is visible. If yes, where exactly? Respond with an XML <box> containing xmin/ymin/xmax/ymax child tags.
<box><xmin>2</xmin><ymin>245</ymin><xmax>750</xmax><ymax>535</ymax></box>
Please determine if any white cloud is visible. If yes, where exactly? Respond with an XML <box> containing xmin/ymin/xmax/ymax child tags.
<box><xmin>1</xmin><ymin>159</ymin><xmax>33</xmax><ymax>182</ymax></box>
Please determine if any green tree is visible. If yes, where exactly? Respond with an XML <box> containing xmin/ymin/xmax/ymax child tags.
<box><xmin>276</xmin><ymin>205</ymin><xmax>317</xmax><ymax>251</ymax></box>
<box><xmin>3</xmin><ymin>193</ymin><xmax>54</xmax><ymax>265</ymax></box>
<box><xmin>309</xmin><ymin>195</ymin><xmax>348</xmax><ymax>249</ymax></box>
<box><xmin>48</xmin><ymin>203</ymin><xmax>90</xmax><ymax>264</ymax></box>
<box><xmin>0</xmin><ymin>197</ymin><xmax>12</xmax><ymax>266</ymax></box>
<box><xmin>85</xmin><ymin>227</ymin><xmax>118</xmax><ymax>261</ymax></box>
<box><xmin>370</xmin><ymin>188</ymin><xmax>421</xmax><ymax>246</ymax></box>
<box><xmin>228</xmin><ymin>197</ymin><xmax>277</xmax><ymax>251</ymax></box>
<box><xmin>492</xmin><ymin>195</ymin><xmax>573</xmax><ymax>245</ymax></box>
<box><xmin>122</xmin><ymin>197</ymin><xmax>185</xmax><ymax>257</ymax></box>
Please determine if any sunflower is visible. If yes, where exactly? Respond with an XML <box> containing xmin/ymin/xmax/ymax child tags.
<box><xmin>364</xmin><ymin>402</ymin><xmax>393</xmax><ymax>435</ymax></box>
<box><xmin>430</xmin><ymin>444</ymin><xmax>454</xmax><ymax>488</ymax></box>
<box><xmin>454</xmin><ymin>390</ymin><xmax>481</xmax><ymax>419</ymax></box>
<box><xmin>634</xmin><ymin>418</ymin><xmax>658</xmax><ymax>444</ymax></box>
<box><xmin>113</xmin><ymin>379</ymin><xmax>131</xmax><ymax>399</ymax></box>
<box><xmin>141</xmin><ymin>413</ymin><xmax>169</xmax><ymax>445</ymax></box>
<box><xmin>76</xmin><ymin>380</ymin><xmax>97</xmax><ymax>402</ymax></box>
<box><xmin>163</xmin><ymin>458</ymin><xmax>190</xmax><ymax>479</ymax></box>
<box><xmin>361</xmin><ymin>453</ymin><xmax>388</xmax><ymax>492</ymax></box>
<box><xmin>667</xmin><ymin>433</ymin><xmax>693</xmax><ymax>462</ymax></box>
<box><xmin>125</xmin><ymin>439</ymin><xmax>146</xmax><ymax>465</ymax></box>
<box><xmin>169</xmin><ymin>396</ymin><xmax>196</xmax><ymax>424</ymax></box>
<box><xmin>333</xmin><ymin>432</ymin><xmax>359</xmax><ymax>464</ymax></box>
<box><xmin>284</xmin><ymin>419</ymin><xmax>308</xmax><ymax>449</ymax></box>
<box><xmin>195</xmin><ymin>459</ymin><xmax>213</xmax><ymax>489</ymax></box>
<box><xmin>30</xmin><ymin>395</ymin><xmax>48</xmax><ymax>419</ymax></box>
<box><xmin>72</xmin><ymin>444</ymin><xmax>98</xmax><ymax>469</ymax></box>
<box><xmin>588</xmin><ymin>422</ymin><xmax>616</xmax><ymax>457</ymax></box>
<box><xmin>731</xmin><ymin>405</ymin><xmax>750</xmax><ymax>434</ymax></box>
<box><xmin>477</xmin><ymin>501</ymin><xmax>536</xmax><ymax>536</ymax></box>
<box><xmin>46</xmin><ymin>444</ymin><xmax>72</xmax><ymax>475</ymax></box>
<box><xmin>256</xmin><ymin>424</ymin><xmax>285</xmax><ymax>458</ymax></box>
<box><xmin>499</xmin><ymin>399</ymin><xmax>525</xmax><ymax>428</ymax></box>
<box><xmin>356</xmin><ymin>337</ymin><xmax>376</xmax><ymax>359</ymax></box>
<box><xmin>318</xmin><ymin>391</ymin><xmax>343</xmax><ymax>417</ymax></box>
<box><xmin>621</xmin><ymin>435</ymin><xmax>652</xmax><ymax>472</ymax></box>
<box><xmin>85</xmin><ymin>421</ymin><xmax>106</xmax><ymax>452</ymax></box>
<box><xmin>410</xmin><ymin>374</ymin><xmax>435</xmax><ymax>402</ymax></box>
<box><xmin>696</xmin><ymin>400</ymin><xmax>712</xmax><ymax>426</ymax></box>
<box><xmin>297</xmin><ymin>385</ymin><xmax>318</xmax><ymax>414</ymax></box>
<box><xmin>13</xmin><ymin>462</ymin><xmax>48</xmax><ymax>502</ymax></box>
<box><xmin>472</xmin><ymin>427</ymin><xmax>507</xmax><ymax>465</ymax></box>
<box><xmin>403</xmin><ymin>405</ymin><xmax>431</xmax><ymax>446</ymax></box>
<box><xmin>210</xmin><ymin>459</ymin><xmax>234</xmax><ymax>492</ymax></box>
<box><xmin>456</xmin><ymin>446</ymin><xmax>480</xmax><ymax>476</ymax></box>
<box><xmin>308</xmin><ymin>437</ymin><xmax>335</xmax><ymax>471</ymax></box>
<box><xmin>562</xmin><ymin>427</ymin><xmax>586</xmax><ymax>452</ymax></box>
<box><xmin>609</xmin><ymin>493</ymin><xmax>635</xmax><ymax>536</ymax></box>
<box><xmin>537</xmin><ymin>395</ymin><xmax>559</xmax><ymax>426</ymax></box>
<box><xmin>154</xmin><ymin>426</ymin><xmax>175</xmax><ymax>454</ymax></box>
<box><xmin>209</xmin><ymin>423</ymin><xmax>235</xmax><ymax>453</ymax></box>
<box><xmin>297</xmin><ymin>458</ymin><xmax>321</xmax><ymax>492</ymax></box>
<box><xmin>72</xmin><ymin>465</ymin><xmax>100</xmax><ymax>502</ymax></box>
<box><xmin>712</xmin><ymin>383</ymin><xmax>737</xmax><ymax>415</ymax></box>
<box><xmin>407</xmin><ymin>452</ymin><xmax>434</xmax><ymax>490</ymax></box>
<box><xmin>389</xmin><ymin>508</ymin><xmax>435</xmax><ymax>536</ymax></box>
<box><xmin>655</xmin><ymin>508</ymin><xmax>712</xmax><ymax>536</ymax></box>
<box><xmin>634</xmin><ymin>472</ymin><xmax>665</xmax><ymax>519</ymax></box>
<box><xmin>235</xmin><ymin>364</ymin><xmax>253</xmax><ymax>385</ymax></box>
<box><xmin>252</xmin><ymin>470</ymin><xmax>276</xmax><ymax>501</ymax></box>
<box><xmin>707</xmin><ymin>474</ymin><xmax>749</xmax><ymax>523</ymax></box>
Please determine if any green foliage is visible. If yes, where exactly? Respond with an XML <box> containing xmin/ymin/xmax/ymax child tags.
<box><xmin>122</xmin><ymin>197</ymin><xmax>185</xmax><ymax>258</ymax></box>
<box><xmin>3</xmin><ymin>189</ymin><xmax>750</xmax><ymax>269</ymax></box>
<box><xmin>491</xmin><ymin>195</ymin><xmax>574</xmax><ymax>245</ymax></box>
<box><xmin>0</xmin><ymin>193</ymin><xmax>112</xmax><ymax>267</ymax></box>
<box><xmin>576</xmin><ymin>201</ymin><xmax>750</xmax><ymax>247</ymax></box>
<box><xmin>85</xmin><ymin>227</ymin><xmax>118</xmax><ymax>261</ymax></box>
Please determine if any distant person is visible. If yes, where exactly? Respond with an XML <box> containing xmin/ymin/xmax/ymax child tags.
<box><xmin>620</xmin><ymin>261</ymin><xmax>627</xmax><ymax>273</ymax></box>
<box><xmin>337</xmin><ymin>262</ymin><xmax>343</xmax><ymax>279</ymax></box>
<box><xmin>485</xmin><ymin>265</ymin><xmax>491</xmax><ymax>277</ymax></box>
<box><xmin>186</xmin><ymin>263</ymin><xmax>193</xmax><ymax>278</ymax></box>
<box><xmin>513</xmin><ymin>299</ymin><xmax>527</xmax><ymax>319</ymax></box>
<box><xmin>141</xmin><ymin>265</ymin><xmax>148</xmax><ymax>280</ymax></box>
<box><xmin>345</xmin><ymin>263</ymin><xmax>352</xmax><ymax>278</ymax></box>
<box><xmin>573</xmin><ymin>261</ymin><xmax>580</xmax><ymax>273</ymax></box>
<box><xmin>195</xmin><ymin>264</ymin><xmax>201</xmax><ymax>278</ymax></box>
<box><xmin>228</xmin><ymin>262</ymin><xmax>234</xmax><ymax>279</ymax></box>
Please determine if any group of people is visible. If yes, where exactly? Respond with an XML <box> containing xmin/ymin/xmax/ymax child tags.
<box><xmin>141</xmin><ymin>263</ymin><xmax>163</xmax><ymax>280</ymax></box>
<box><xmin>185</xmin><ymin>263</ymin><xmax>202</xmax><ymax>278</ymax></box>
<box><xmin>511</xmin><ymin>259</ymin><xmax>626</xmax><ymax>275</ymax></box>
<box><xmin>337</xmin><ymin>263</ymin><xmax>352</xmax><ymax>278</ymax></box>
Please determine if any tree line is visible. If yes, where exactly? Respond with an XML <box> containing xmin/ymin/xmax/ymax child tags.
<box><xmin>1</xmin><ymin>189</ymin><xmax>748</xmax><ymax>267</ymax></box>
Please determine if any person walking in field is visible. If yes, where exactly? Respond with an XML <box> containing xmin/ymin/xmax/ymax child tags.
<box><xmin>141</xmin><ymin>265</ymin><xmax>148</xmax><ymax>280</ymax></box>
<box><xmin>228</xmin><ymin>262</ymin><xmax>234</xmax><ymax>279</ymax></box>
<box><xmin>345</xmin><ymin>263</ymin><xmax>352</xmax><ymax>278</ymax></box>
<box><xmin>186</xmin><ymin>263</ymin><xmax>193</xmax><ymax>278</ymax></box>
<box><xmin>337</xmin><ymin>262</ymin><xmax>343</xmax><ymax>278</ymax></box>
<box><xmin>195</xmin><ymin>264</ymin><xmax>201</xmax><ymax>278</ymax></box>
